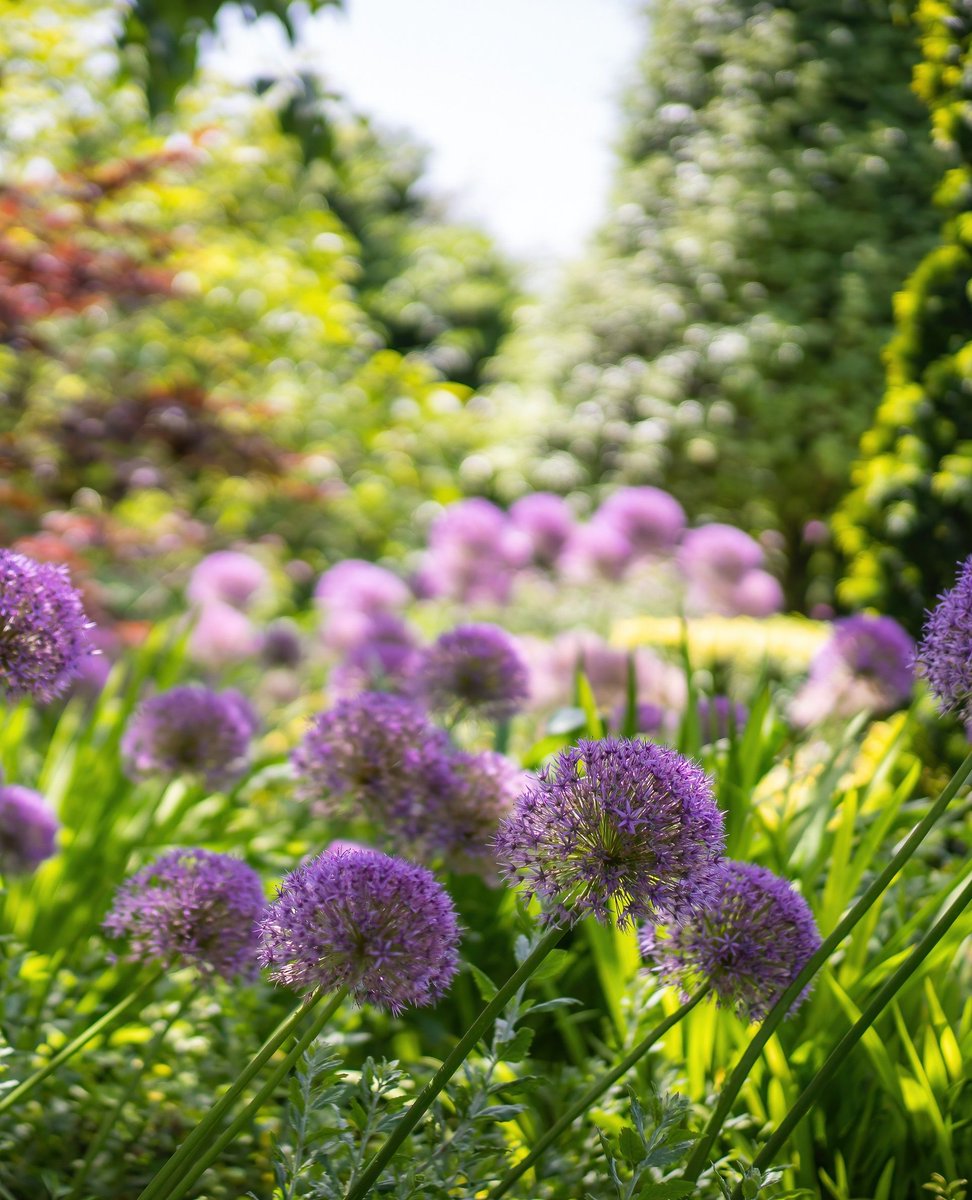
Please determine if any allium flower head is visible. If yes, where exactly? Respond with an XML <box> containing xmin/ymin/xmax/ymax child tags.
<box><xmin>640</xmin><ymin>861</ymin><xmax>821</xmax><ymax>1023</ymax></box>
<box><xmin>678</xmin><ymin>525</ymin><xmax>771</xmax><ymax>616</ymax></box>
<box><xmin>261</xmin><ymin>619</ymin><xmax>302</xmax><ymax>668</ymax></box>
<box><xmin>291</xmin><ymin>692</ymin><xmax>455</xmax><ymax>839</ymax></box>
<box><xmin>495</xmin><ymin>737</ymin><xmax>725</xmax><ymax>928</ymax></box>
<box><xmin>419</xmin><ymin>499</ymin><xmax>529</xmax><ymax>605</ymax></box>
<box><xmin>916</xmin><ymin>558</ymin><xmax>972</xmax><ymax>720</ymax></box>
<box><xmin>597</xmin><ymin>487</ymin><xmax>686</xmax><ymax>558</ymax></box>
<box><xmin>509</xmin><ymin>493</ymin><xmax>575</xmax><ymax>567</ymax></box>
<box><xmin>104</xmin><ymin>849</ymin><xmax>266</xmax><ymax>980</ymax></box>
<box><xmin>417</xmin><ymin>624</ymin><xmax>530</xmax><ymax>721</ymax></box>
<box><xmin>188</xmin><ymin>601</ymin><xmax>260</xmax><ymax>668</ymax></box>
<box><xmin>187</xmin><ymin>551</ymin><xmax>269</xmax><ymax>611</ymax></box>
<box><xmin>560</xmin><ymin>519</ymin><xmax>633</xmax><ymax>583</ymax></box>
<box><xmin>258</xmin><ymin>845</ymin><xmax>461</xmax><ymax>1013</ymax></box>
<box><xmin>0</xmin><ymin>550</ymin><xmax>90</xmax><ymax>702</ymax></box>
<box><xmin>426</xmin><ymin>750</ymin><xmax>529</xmax><ymax>878</ymax></box>
<box><xmin>730</xmin><ymin>569</ymin><xmax>784</xmax><ymax>618</ymax></box>
<box><xmin>0</xmin><ymin>784</ymin><xmax>59</xmax><ymax>873</ymax></box>
<box><xmin>121</xmin><ymin>685</ymin><xmax>259</xmax><ymax>787</ymax></box>
<box><xmin>331</xmin><ymin>614</ymin><xmax>421</xmax><ymax>696</ymax></box>
<box><xmin>314</xmin><ymin>560</ymin><xmax>411</xmax><ymax>617</ymax></box>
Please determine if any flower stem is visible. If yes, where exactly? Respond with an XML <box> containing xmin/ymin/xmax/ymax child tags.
<box><xmin>137</xmin><ymin>987</ymin><xmax>329</xmax><ymax>1200</ymax></box>
<box><xmin>0</xmin><ymin>969</ymin><xmax>161</xmax><ymax>1114</ymax></box>
<box><xmin>681</xmin><ymin>748</ymin><xmax>972</xmax><ymax>1182</ymax></box>
<box><xmin>731</xmin><ymin>871</ymin><xmax>972</xmax><ymax>1198</ymax></box>
<box><xmin>155</xmin><ymin>988</ymin><xmax>346</xmax><ymax>1200</ymax></box>
<box><xmin>490</xmin><ymin>985</ymin><xmax>709</xmax><ymax>1198</ymax></box>
<box><xmin>344</xmin><ymin>924</ymin><xmax>566</xmax><ymax>1200</ymax></box>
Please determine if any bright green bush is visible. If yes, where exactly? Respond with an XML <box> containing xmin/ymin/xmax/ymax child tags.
<box><xmin>835</xmin><ymin>0</ymin><xmax>972</xmax><ymax>632</ymax></box>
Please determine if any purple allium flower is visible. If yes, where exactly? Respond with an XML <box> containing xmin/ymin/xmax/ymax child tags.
<box><xmin>730</xmin><ymin>570</ymin><xmax>784</xmax><ymax>618</ymax></box>
<box><xmin>315</xmin><ymin>560</ymin><xmax>411</xmax><ymax>619</ymax></box>
<box><xmin>597</xmin><ymin>487</ymin><xmax>686</xmax><ymax>558</ymax></box>
<box><xmin>697</xmin><ymin>696</ymin><xmax>748</xmax><ymax>743</ymax></box>
<box><xmin>426</xmin><ymin>750</ymin><xmax>528</xmax><ymax>879</ymax></box>
<box><xmin>419</xmin><ymin>499</ymin><xmax>529</xmax><ymax>605</ymax></box>
<box><xmin>495</xmin><ymin>738</ymin><xmax>725</xmax><ymax>928</ymax></box>
<box><xmin>0</xmin><ymin>550</ymin><xmax>90</xmax><ymax>703</ymax></box>
<box><xmin>188</xmin><ymin>601</ymin><xmax>261</xmax><ymax>668</ymax></box>
<box><xmin>104</xmin><ymin>848</ymin><xmax>266</xmax><ymax>980</ymax></box>
<box><xmin>291</xmin><ymin>692</ymin><xmax>455</xmax><ymax>839</ymax></box>
<box><xmin>560</xmin><ymin>519</ymin><xmax>633</xmax><ymax>583</ymax></box>
<box><xmin>261</xmin><ymin>619</ymin><xmax>303</xmax><ymax>669</ymax></box>
<box><xmin>417</xmin><ymin>624</ymin><xmax>530</xmax><ymax>722</ymax></box>
<box><xmin>331</xmin><ymin>614</ymin><xmax>421</xmax><ymax>696</ymax></box>
<box><xmin>121</xmin><ymin>685</ymin><xmax>259</xmax><ymax>787</ymax></box>
<box><xmin>677</xmin><ymin>524</ymin><xmax>769</xmax><ymax>615</ymax></box>
<box><xmin>509</xmin><ymin>493</ymin><xmax>575</xmax><ymax>568</ymax></box>
<box><xmin>187</xmin><ymin>551</ymin><xmax>269</xmax><ymax>611</ymax></box>
<box><xmin>640</xmin><ymin>861</ymin><xmax>821</xmax><ymax>1023</ymax></box>
<box><xmin>258</xmin><ymin>845</ymin><xmax>461</xmax><ymax>1013</ymax></box>
<box><xmin>0</xmin><ymin>784</ymin><xmax>59</xmax><ymax>873</ymax></box>
<box><xmin>916</xmin><ymin>558</ymin><xmax>972</xmax><ymax>720</ymax></box>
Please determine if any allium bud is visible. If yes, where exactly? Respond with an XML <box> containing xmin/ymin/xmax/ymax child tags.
<box><xmin>496</xmin><ymin>737</ymin><xmax>725</xmax><ymax>928</ymax></box>
<box><xmin>0</xmin><ymin>550</ymin><xmax>90</xmax><ymax>702</ymax></box>
<box><xmin>0</xmin><ymin>784</ymin><xmax>59</xmax><ymax>873</ymax></box>
<box><xmin>258</xmin><ymin>845</ymin><xmax>460</xmax><ymax>1013</ymax></box>
<box><xmin>104</xmin><ymin>848</ymin><xmax>266</xmax><ymax>980</ymax></box>
<box><xmin>640</xmin><ymin>861</ymin><xmax>821</xmax><ymax>1023</ymax></box>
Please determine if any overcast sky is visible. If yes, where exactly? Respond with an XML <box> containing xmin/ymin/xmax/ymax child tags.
<box><xmin>206</xmin><ymin>0</ymin><xmax>643</xmax><ymax>267</ymax></box>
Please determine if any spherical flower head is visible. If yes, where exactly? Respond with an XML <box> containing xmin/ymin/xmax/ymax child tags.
<box><xmin>314</xmin><ymin>560</ymin><xmax>411</xmax><ymax>618</ymax></box>
<box><xmin>330</xmin><ymin>614</ymin><xmax>421</xmax><ymax>696</ymax></box>
<box><xmin>121</xmin><ymin>685</ymin><xmax>258</xmax><ymax>787</ymax></box>
<box><xmin>697</xmin><ymin>696</ymin><xmax>748</xmax><ymax>743</ymax></box>
<box><xmin>560</xmin><ymin>519</ymin><xmax>633</xmax><ymax>583</ymax></box>
<box><xmin>261</xmin><ymin>619</ymin><xmax>303</xmax><ymax>668</ymax></box>
<box><xmin>258</xmin><ymin>845</ymin><xmax>461</xmax><ymax>1013</ymax></box>
<box><xmin>417</xmin><ymin>624</ymin><xmax>530</xmax><ymax>722</ymax></box>
<box><xmin>420</xmin><ymin>499</ymin><xmax>529</xmax><ymax>604</ymax></box>
<box><xmin>188</xmin><ymin>601</ymin><xmax>260</xmax><ymax>669</ymax></box>
<box><xmin>427</xmin><ymin>750</ymin><xmax>529</xmax><ymax>879</ymax></box>
<box><xmin>495</xmin><ymin>737</ymin><xmax>725</xmax><ymax>928</ymax></box>
<box><xmin>187</xmin><ymin>551</ymin><xmax>269</xmax><ymax>611</ymax></box>
<box><xmin>640</xmin><ymin>861</ymin><xmax>821</xmax><ymax>1023</ymax></box>
<box><xmin>597</xmin><ymin>487</ymin><xmax>686</xmax><ymax>558</ymax></box>
<box><xmin>0</xmin><ymin>550</ymin><xmax>91</xmax><ymax>703</ymax></box>
<box><xmin>0</xmin><ymin>784</ymin><xmax>59</xmax><ymax>873</ymax></box>
<box><xmin>291</xmin><ymin>692</ymin><xmax>455</xmax><ymax>838</ymax></box>
<box><xmin>678</xmin><ymin>525</ymin><xmax>764</xmax><ymax>584</ymax></box>
<box><xmin>916</xmin><ymin>558</ymin><xmax>972</xmax><ymax>720</ymax></box>
<box><xmin>104</xmin><ymin>848</ymin><xmax>266</xmax><ymax>981</ymax></box>
<box><xmin>509</xmin><ymin>493</ymin><xmax>575</xmax><ymax>567</ymax></box>
<box><xmin>730</xmin><ymin>569</ymin><xmax>784</xmax><ymax>618</ymax></box>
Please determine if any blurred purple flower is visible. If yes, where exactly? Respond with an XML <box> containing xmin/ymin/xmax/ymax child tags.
<box><xmin>613</xmin><ymin>700</ymin><xmax>668</xmax><ymax>737</ymax></box>
<box><xmin>258</xmin><ymin>845</ymin><xmax>460</xmax><ymax>1012</ymax></box>
<box><xmin>730</xmin><ymin>569</ymin><xmax>784</xmax><ymax>618</ymax></box>
<box><xmin>426</xmin><ymin>750</ymin><xmax>528</xmax><ymax>879</ymax></box>
<box><xmin>417</xmin><ymin>623</ymin><xmax>529</xmax><ymax>722</ymax></box>
<box><xmin>640</xmin><ymin>861</ymin><xmax>821</xmax><ymax>1022</ymax></box>
<box><xmin>187</xmin><ymin>551</ymin><xmax>269</xmax><ymax>611</ymax></box>
<box><xmin>104</xmin><ymin>848</ymin><xmax>266</xmax><ymax>981</ymax></box>
<box><xmin>678</xmin><ymin>524</ymin><xmax>772</xmax><ymax>615</ymax></box>
<box><xmin>419</xmin><ymin>498</ymin><xmax>529</xmax><ymax>605</ymax></box>
<box><xmin>0</xmin><ymin>784</ymin><xmax>59</xmax><ymax>873</ymax></box>
<box><xmin>509</xmin><ymin>493</ymin><xmax>575</xmax><ymax>568</ymax></box>
<box><xmin>261</xmin><ymin>619</ymin><xmax>303</xmax><ymax>669</ymax></box>
<box><xmin>597</xmin><ymin>487</ymin><xmax>685</xmax><ymax>558</ymax></box>
<box><xmin>560</xmin><ymin>519</ymin><xmax>633</xmax><ymax>583</ymax></box>
<box><xmin>496</xmin><ymin>737</ymin><xmax>725</xmax><ymax>928</ymax></box>
<box><xmin>121</xmin><ymin>685</ymin><xmax>258</xmax><ymax>787</ymax></box>
<box><xmin>188</xmin><ymin>601</ymin><xmax>261</xmax><ymax>669</ymax></box>
<box><xmin>916</xmin><ymin>558</ymin><xmax>972</xmax><ymax>720</ymax></box>
<box><xmin>315</xmin><ymin>560</ymin><xmax>411</xmax><ymax>618</ymax></box>
<box><xmin>0</xmin><ymin>550</ymin><xmax>90</xmax><ymax>703</ymax></box>
<box><xmin>331</xmin><ymin>614</ymin><xmax>421</xmax><ymax>696</ymax></box>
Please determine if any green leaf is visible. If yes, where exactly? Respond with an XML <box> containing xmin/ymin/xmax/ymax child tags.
<box><xmin>618</xmin><ymin>1125</ymin><xmax>645</xmax><ymax>1165</ymax></box>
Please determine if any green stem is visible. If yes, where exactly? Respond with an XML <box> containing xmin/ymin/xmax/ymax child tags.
<box><xmin>681</xmin><ymin>749</ymin><xmax>972</xmax><ymax>1182</ymax></box>
<box><xmin>156</xmin><ymin>989</ymin><xmax>346</xmax><ymax>1200</ymax></box>
<box><xmin>0</xmin><ymin>970</ymin><xmax>160</xmax><ymax>1114</ymax></box>
<box><xmin>731</xmin><ymin>871</ymin><xmax>972</xmax><ymax>1198</ymax></box>
<box><xmin>137</xmin><ymin>987</ymin><xmax>328</xmax><ymax>1200</ymax></box>
<box><xmin>344</xmin><ymin>925</ymin><xmax>566</xmax><ymax>1200</ymax></box>
<box><xmin>67</xmin><ymin>994</ymin><xmax>191</xmax><ymax>1200</ymax></box>
<box><xmin>491</xmin><ymin>985</ymin><xmax>709</xmax><ymax>1199</ymax></box>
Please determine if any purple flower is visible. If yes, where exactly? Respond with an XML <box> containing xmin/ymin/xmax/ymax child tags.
<box><xmin>315</xmin><ymin>560</ymin><xmax>411</xmax><ymax>619</ymax></box>
<box><xmin>330</xmin><ymin>614</ymin><xmax>421</xmax><ymax>696</ymax></box>
<box><xmin>640</xmin><ymin>861</ymin><xmax>821</xmax><ymax>1023</ymax></box>
<box><xmin>188</xmin><ymin>601</ymin><xmax>260</xmax><ymax>669</ymax></box>
<box><xmin>916</xmin><ymin>558</ymin><xmax>972</xmax><ymax>720</ymax></box>
<box><xmin>495</xmin><ymin>737</ymin><xmax>725</xmax><ymax>928</ymax></box>
<box><xmin>597</xmin><ymin>487</ymin><xmax>685</xmax><ymax>558</ymax></box>
<box><xmin>509</xmin><ymin>493</ymin><xmax>575</xmax><ymax>567</ymax></box>
<box><xmin>104</xmin><ymin>848</ymin><xmax>266</xmax><ymax>980</ymax></box>
<box><xmin>730</xmin><ymin>570</ymin><xmax>784</xmax><ymax>618</ymax></box>
<box><xmin>261</xmin><ymin>619</ymin><xmax>303</xmax><ymax>668</ymax></box>
<box><xmin>258</xmin><ymin>845</ymin><xmax>461</xmax><ymax>1013</ymax></box>
<box><xmin>0</xmin><ymin>784</ymin><xmax>59</xmax><ymax>873</ymax></box>
<box><xmin>187</xmin><ymin>551</ymin><xmax>269</xmax><ymax>611</ymax></box>
<box><xmin>291</xmin><ymin>693</ymin><xmax>456</xmax><ymax>841</ymax></box>
<box><xmin>697</xmin><ymin>696</ymin><xmax>748</xmax><ymax>743</ymax></box>
<box><xmin>426</xmin><ymin>750</ymin><xmax>528</xmax><ymax>879</ymax></box>
<box><xmin>560</xmin><ymin>519</ymin><xmax>633</xmax><ymax>583</ymax></box>
<box><xmin>417</xmin><ymin>624</ymin><xmax>530</xmax><ymax>722</ymax></box>
<box><xmin>613</xmin><ymin>701</ymin><xmax>668</xmax><ymax>737</ymax></box>
<box><xmin>677</xmin><ymin>525</ymin><xmax>770</xmax><ymax>616</ymax></box>
<box><xmin>419</xmin><ymin>499</ymin><xmax>529</xmax><ymax>605</ymax></box>
<box><xmin>121</xmin><ymin>685</ymin><xmax>259</xmax><ymax>787</ymax></box>
<box><xmin>0</xmin><ymin>550</ymin><xmax>90</xmax><ymax>703</ymax></box>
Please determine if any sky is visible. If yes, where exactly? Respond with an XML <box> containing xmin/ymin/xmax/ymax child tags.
<box><xmin>206</xmin><ymin>0</ymin><xmax>644</xmax><ymax>266</ymax></box>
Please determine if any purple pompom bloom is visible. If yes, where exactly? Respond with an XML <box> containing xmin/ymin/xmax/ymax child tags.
<box><xmin>597</xmin><ymin>487</ymin><xmax>686</xmax><ymax>558</ymax></box>
<box><xmin>0</xmin><ymin>550</ymin><xmax>90</xmax><ymax>702</ymax></box>
<box><xmin>291</xmin><ymin>693</ymin><xmax>455</xmax><ymax>840</ymax></box>
<box><xmin>330</xmin><ymin>614</ymin><xmax>421</xmax><ymax>696</ymax></box>
<box><xmin>509</xmin><ymin>493</ymin><xmax>575</xmax><ymax>567</ymax></box>
<box><xmin>640</xmin><ymin>861</ymin><xmax>821</xmax><ymax>1023</ymax></box>
<box><xmin>188</xmin><ymin>601</ymin><xmax>260</xmax><ymax>669</ymax></box>
<box><xmin>427</xmin><ymin>750</ymin><xmax>528</xmax><ymax>879</ymax></box>
<box><xmin>104</xmin><ymin>848</ymin><xmax>266</xmax><ymax>980</ymax></box>
<box><xmin>315</xmin><ymin>560</ymin><xmax>411</xmax><ymax>619</ymax></box>
<box><xmin>916</xmin><ymin>558</ymin><xmax>972</xmax><ymax>720</ymax></box>
<box><xmin>0</xmin><ymin>784</ymin><xmax>59</xmax><ymax>873</ymax></box>
<box><xmin>419</xmin><ymin>499</ymin><xmax>529</xmax><ymax>605</ymax></box>
<box><xmin>495</xmin><ymin>737</ymin><xmax>725</xmax><ymax>928</ymax></box>
<box><xmin>678</xmin><ymin>525</ymin><xmax>770</xmax><ymax>616</ymax></box>
<box><xmin>121</xmin><ymin>685</ymin><xmax>259</xmax><ymax>787</ymax></box>
<box><xmin>187</xmin><ymin>551</ymin><xmax>269</xmax><ymax>611</ymax></box>
<box><xmin>417</xmin><ymin>624</ymin><xmax>530</xmax><ymax>722</ymax></box>
<box><xmin>258</xmin><ymin>845</ymin><xmax>460</xmax><ymax>1013</ymax></box>
<box><xmin>261</xmin><ymin>619</ymin><xmax>303</xmax><ymax>668</ymax></box>
<box><xmin>560</xmin><ymin>519</ymin><xmax>633</xmax><ymax>583</ymax></box>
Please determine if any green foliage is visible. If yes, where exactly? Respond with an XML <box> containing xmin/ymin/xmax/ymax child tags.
<box><xmin>835</xmin><ymin>0</ymin><xmax>972</xmax><ymax>631</ymax></box>
<box><xmin>488</xmin><ymin>0</ymin><xmax>942</xmax><ymax>602</ymax></box>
